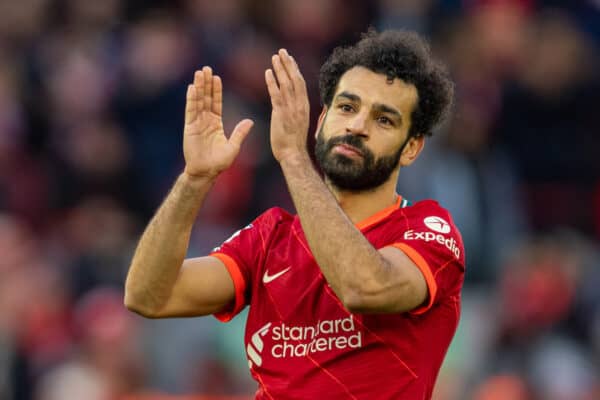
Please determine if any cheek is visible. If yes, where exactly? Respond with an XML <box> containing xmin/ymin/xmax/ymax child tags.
<box><xmin>326</xmin><ymin>109</ymin><xmax>352</xmax><ymax>125</ymax></box>
<box><xmin>373</xmin><ymin>134</ymin><xmax>405</xmax><ymax>156</ymax></box>
<box><xmin>322</xmin><ymin>114</ymin><xmax>339</xmax><ymax>130</ymax></box>
<box><xmin>318</xmin><ymin>118</ymin><xmax>342</xmax><ymax>140</ymax></box>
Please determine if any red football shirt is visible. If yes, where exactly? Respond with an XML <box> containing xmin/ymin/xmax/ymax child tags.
<box><xmin>210</xmin><ymin>196</ymin><xmax>465</xmax><ymax>399</ymax></box>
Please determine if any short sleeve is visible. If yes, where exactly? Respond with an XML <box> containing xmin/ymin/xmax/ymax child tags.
<box><xmin>210</xmin><ymin>208</ymin><xmax>286</xmax><ymax>322</ymax></box>
<box><xmin>389</xmin><ymin>203</ymin><xmax>465</xmax><ymax>315</ymax></box>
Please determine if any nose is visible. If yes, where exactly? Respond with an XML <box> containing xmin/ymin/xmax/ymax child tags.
<box><xmin>346</xmin><ymin>111</ymin><xmax>369</xmax><ymax>137</ymax></box>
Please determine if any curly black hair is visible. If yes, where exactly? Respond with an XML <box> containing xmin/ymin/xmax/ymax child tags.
<box><xmin>319</xmin><ymin>29</ymin><xmax>454</xmax><ymax>138</ymax></box>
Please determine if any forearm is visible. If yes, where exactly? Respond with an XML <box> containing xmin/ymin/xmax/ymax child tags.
<box><xmin>279</xmin><ymin>154</ymin><xmax>391</xmax><ymax>305</ymax></box>
<box><xmin>124</xmin><ymin>173</ymin><xmax>215</xmax><ymax>314</ymax></box>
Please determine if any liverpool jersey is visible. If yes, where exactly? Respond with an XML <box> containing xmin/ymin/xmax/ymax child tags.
<box><xmin>210</xmin><ymin>196</ymin><xmax>465</xmax><ymax>399</ymax></box>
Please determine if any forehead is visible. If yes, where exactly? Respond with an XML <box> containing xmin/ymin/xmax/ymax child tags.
<box><xmin>334</xmin><ymin>66</ymin><xmax>418</xmax><ymax>115</ymax></box>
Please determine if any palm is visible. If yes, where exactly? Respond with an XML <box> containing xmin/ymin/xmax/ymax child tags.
<box><xmin>183</xmin><ymin>67</ymin><xmax>253</xmax><ymax>178</ymax></box>
<box><xmin>184</xmin><ymin>111</ymin><xmax>233</xmax><ymax>175</ymax></box>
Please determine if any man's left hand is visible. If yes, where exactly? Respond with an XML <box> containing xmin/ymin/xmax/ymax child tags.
<box><xmin>265</xmin><ymin>49</ymin><xmax>311</xmax><ymax>163</ymax></box>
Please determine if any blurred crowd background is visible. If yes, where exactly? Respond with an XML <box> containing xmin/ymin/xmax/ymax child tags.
<box><xmin>1</xmin><ymin>0</ymin><xmax>599</xmax><ymax>399</ymax></box>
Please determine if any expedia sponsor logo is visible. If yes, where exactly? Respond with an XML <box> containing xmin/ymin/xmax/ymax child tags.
<box><xmin>404</xmin><ymin>229</ymin><xmax>461</xmax><ymax>259</ymax></box>
<box><xmin>423</xmin><ymin>216</ymin><xmax>451</xmax><ymax>234</ymax></box>
<box><xmin>247</xmin><ymin>316</ymin><xmax>361</xmax><ymax>368</ymax></box>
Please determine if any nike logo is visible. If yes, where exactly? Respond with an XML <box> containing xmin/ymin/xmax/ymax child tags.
<box><xmin>262</xmin><ymin>267</ymin><xmax>291</xmax><ymax>284</ymax></box>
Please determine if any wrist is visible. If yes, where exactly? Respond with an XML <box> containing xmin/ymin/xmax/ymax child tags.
<box><xmin>180</xmin><ymin>169</ymin><xmax>218</xmax><ymax>188</ymax></box>
<box><xmin>278</xmin><ymin>151</ymin><xmax>312</xmax><ymax>169</ymax></box>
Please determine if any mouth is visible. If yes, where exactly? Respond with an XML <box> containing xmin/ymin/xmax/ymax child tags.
<box><xmin>332</xmin><ymin>143</ymin><xmax>363</xmax><ymax>159</ymax></box>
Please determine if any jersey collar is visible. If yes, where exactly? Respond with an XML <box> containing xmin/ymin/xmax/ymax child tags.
<box><xmin>355</xmin><ymin>195</ymin><xmax>402</xmax><ymax>231</ymax></box>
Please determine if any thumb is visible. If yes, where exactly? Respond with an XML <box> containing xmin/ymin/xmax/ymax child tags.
<box><xmin>229</xmin><ymin>119</ymin><xmax>254</xmax><ymax>148</ymax></box>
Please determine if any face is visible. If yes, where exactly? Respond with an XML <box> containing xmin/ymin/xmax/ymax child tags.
<box><xmin>315</xmin><ymin>67</ymin><xmax>420</xmax><ymax>192</ymax></box>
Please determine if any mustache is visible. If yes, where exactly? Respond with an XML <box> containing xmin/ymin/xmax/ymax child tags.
<box><xmin>326</xmin><ymin>135</ymin><xmax>368</xmax><ymax>154</ymax></box>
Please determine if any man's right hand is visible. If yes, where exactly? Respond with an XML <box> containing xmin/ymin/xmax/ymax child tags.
<box><xmin>183</xmin><ymin>66</ymin><xmax>254</xmax><ymax>180</ymax></box>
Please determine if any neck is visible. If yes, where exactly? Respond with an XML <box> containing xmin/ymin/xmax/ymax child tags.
<box><xmin>326</xmin><ymin>171</ymin><xmax>400</xmax><ymax>225</ymax></box>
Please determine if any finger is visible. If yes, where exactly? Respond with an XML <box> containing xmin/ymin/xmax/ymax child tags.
<box><xmin>272</xmin><ymin>54</ymin><xmax>293</xmax><ymax>98</ymax></box>
<box><xmin>265</xmin><ymin>69</ymin><xmax>282</xmax><ymax>107</ymax></box>
<box><xmin>185</xmin><ymin>84</ymin><xmax>198</xmax><ymax>124</ymax></box>
<box><xmin>212</xmin><ymin>75</ymin><xmax>222</xmax><ymax>116</ymax></box>
<box><xmin>229</xmin><ymin>119</ymin><xmax>254</xmax><ymax>149</ymax></box>
<box><xmin>194</xmin><ymin>70</ymin><xmax>204</xmax><ymax>112</ymax></box>
<box><xmin>203</xmin><ymin>66</ymin><xmax>213</xmax><ymax>111</ymax></box>
<box><xmin>193</xmin><ymin>69</ymin><xmax>203</xmax><ymax>86</ymax></box>
<box><xmin>285</xmin><ymin>52</ymin><xmax>308</xmax><ymax>98</ymax></box>
<box><xmin>278</xmin><ymin>49</ymin><xmax>303</xmax><ymax>94</ymax></box>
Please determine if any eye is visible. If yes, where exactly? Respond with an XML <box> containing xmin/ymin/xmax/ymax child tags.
<box><xmin>377</xmin><ymin>116</ymin><xmax>393</xmax><ymax>126</ymax></box>
<box><xmin>339</xmin><ymin>104</ymin><xmax>355</xmax><ymax>113</ymax></box>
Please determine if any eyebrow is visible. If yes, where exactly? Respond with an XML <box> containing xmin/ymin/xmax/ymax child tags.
<box><xmin>336</xmin><ymin>91</ymin><xmax>360</xmax><ymax>103</ymax></box>
<box><xmin>374</xmin><ymin>103</ymin><xmax>402</xmax><ymax>122</ymax></box>
<box><xmin>335</xmin><ymin>91</ymin><xmax>403</xmax><ymax>122</ymax></box>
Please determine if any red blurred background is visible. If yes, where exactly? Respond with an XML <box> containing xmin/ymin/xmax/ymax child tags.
<box><xmin>0</xmin><ymin>0</ymin><xmax>599</xmax><ymax>399</ymax></box>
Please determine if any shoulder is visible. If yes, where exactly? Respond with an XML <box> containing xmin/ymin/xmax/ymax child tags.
<box><xmin>393</xmin><ymin>199</ymin><xmax>465</xmax><ymax>266</ymax></box>
<box><xmin>212</xmin><ymin>207</ymin><xmax>294</xmax><ymax>254</ymax></box>
<box><xmin>386</xmin><ymin>199</ymin><xmax>464</xmax><ymax>249</ymax></box>
<box><xmin>407</xmin><ymin>199</ymin><xmax>448</xmax><ymax>215</ymax></box>
<box><xmin>244</xmin><ymin>207</ymin><xmax>295</xmax><ymax>238</ymax></box>
<box><xmin>255</xmin><ymin>207</ymin><xmax>294</xmax><ymax>227</ymax></box>
<box><xmin>399</xmin><ymin>199</ymin><xmax>459</xmax><ymax>231</ymax></box>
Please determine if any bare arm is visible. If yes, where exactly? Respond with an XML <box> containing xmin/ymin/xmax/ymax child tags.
<box><xmin>265</xmin><ymin>50</ymin><xmax>426</xmax><ymax>313</ymax></box>
<box><xmin>124</xmin><ymin>67</ymin><xmax>253</xmax><ymax>318</ymax></box>
<box><xmin>124</xmin><ymin>174</ymin><xmax>234</xmax><ymax>318</ymax></box>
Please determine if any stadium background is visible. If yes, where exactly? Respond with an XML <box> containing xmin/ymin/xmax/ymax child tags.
<box><xmin>0</xmin><ymin>0</ymin><xmax>599</xmax><ymax>399</ymax></box>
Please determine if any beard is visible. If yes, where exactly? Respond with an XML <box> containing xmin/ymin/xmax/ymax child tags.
<box><xmin>314</xmin><ymin>126</ymin><xmax>403</xmax><ymax>192</ymax></box>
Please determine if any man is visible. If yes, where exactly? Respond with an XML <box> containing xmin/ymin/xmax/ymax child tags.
<box><xmin>125</xmin><ymin>30</ymin><xmax>464</xmax><ymax>399</ymax></box>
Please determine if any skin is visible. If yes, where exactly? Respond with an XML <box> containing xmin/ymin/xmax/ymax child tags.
<box><xmin>124</xmin><ymin>67</ymin><xmax>254</xmax><ymax>317</ymax></box>
<box><xmin>124</xmin><ymin>50</ymin><xmax>428</xmax><ymax>318</ymax></box>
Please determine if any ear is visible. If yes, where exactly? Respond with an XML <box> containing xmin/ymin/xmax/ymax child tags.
<box><xmin>399</xmin><ymin>135</ymin><xmax>425</xmax><ymax>167</ymax></box>
<box><xmin>314</xmin><ymin>106</ymin><xmax>328</xmax><ymax>139</ymax></box>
